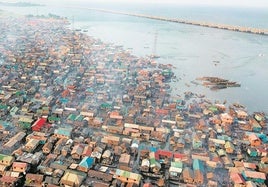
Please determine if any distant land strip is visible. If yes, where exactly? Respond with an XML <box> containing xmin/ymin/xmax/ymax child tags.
<box><xmin>75</xmin><ymin>7</ymin><xmax>268</xmax><ymax>36</ymax></box>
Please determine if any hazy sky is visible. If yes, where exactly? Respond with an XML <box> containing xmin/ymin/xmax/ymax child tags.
<box><xmin>90</xmin><ymin>0</ymin><xmax>268</xmax><ymax>6</ymax></box>
<box><xmin>24</xmin><ymin>0</ymin><xmax>268</xmax><ymax>7</ymax></box>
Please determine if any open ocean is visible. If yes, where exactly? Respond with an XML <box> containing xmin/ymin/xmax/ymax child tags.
<box><xmin>1</xmin><ymin>2</ymin><xmax>268</xmax><ymax>113</ymax></box>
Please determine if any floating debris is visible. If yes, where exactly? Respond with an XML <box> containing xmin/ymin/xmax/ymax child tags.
<box><xmin>196</xmin><ymin>76</ymin><xmax>241</xmax><ymax>90</ymax></box>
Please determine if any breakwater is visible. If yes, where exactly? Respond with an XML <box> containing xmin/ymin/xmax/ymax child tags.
<box><xmin>87</xmin><ymin>8</ymin><xmax>268</xmax><ymax>36</ymax></box>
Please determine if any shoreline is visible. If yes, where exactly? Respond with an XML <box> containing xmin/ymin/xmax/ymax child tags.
<box><xmin>1</xmin><ymin>6</ymin><xmax>268</xmax><ymax>114</ymax></box>
<box><xmin>65</xmin><ymin>6</ymin><xmax>268</xmax><ymax>36</ymax></box>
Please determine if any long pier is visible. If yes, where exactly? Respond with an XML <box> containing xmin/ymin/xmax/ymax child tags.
<box><xmin>87</xmin><ymin>8</ymin><xmax>268</xmax><ymax>36</ymax></box>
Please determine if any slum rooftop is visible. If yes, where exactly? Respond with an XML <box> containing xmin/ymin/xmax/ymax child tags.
<box><xmin>0</xmin><ymin>13</ymin><xmax>267</xmax><ymax>187</ymax></box>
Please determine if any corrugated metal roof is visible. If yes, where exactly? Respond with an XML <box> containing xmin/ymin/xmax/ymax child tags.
<box><xmin>79</xmin><ymin>156</ymin><xmax>94</xmax><ymax>168</ymax></box>
<box><xmin>243</xmin><ymin>170</ymin><xmax>266</xmax><ymax>180</ymax></box>
<box><xmin>171</xmin><ymin>161</ymin><xmax>183</xmax><ymax>168</ymax></box>
<box><xmin>193</xmin><ymin>159</ymin><xmax>204</xmax><ymax>172</ymax></box>
<box><xmin>54</xmin><ymin>127</ymin><xmax>72</xmax><ymax>137</ymax></box>
<box><xmin>115</xmin><ymin>169</ymin><xmax>141</xmax><ymax>181</ymax></box>
<box><xmin>230</xmin><ymin>173</ymin><xmax>245</xmax><ymax>184</ymax></box>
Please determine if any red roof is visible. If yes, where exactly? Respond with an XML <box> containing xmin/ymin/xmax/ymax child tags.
<box><xmin>110</xmin><ymin>111</ymin><xmax>123</xmax><ymax>120</ymax></box>
<box><xmin>155</xmin><ymin>150</ymin><xmax>173</xmax><ymax>159</ymax></box>
<box><xmin>248</xmin><ymin>134</ymin><xmax>260</xmax><ymax>141</ymax></box>
<box><xmin>62</xmin><ymin>90</ymin><xmax>70</xmax><ymax>97</ymax></box>
<box><xmin>67</xmin><ymin>85</ymin><xmax>76</xmax><ymax>90</ymax></box>
<box><xmin>243</xmin><ymin>162</ymin><xmax>257</xmax><ymax>169</ymax></box>
<box><xmin>82</xmin><ymin>146</ymin><xmax>92</xmax><ymax>157</ymax></box>
<box><xmin>13</xmin><ymin>162</ymin><xmax>27</xmax><ymax>168</ymax></box>
<box><xmin>230</xmin><ymin>173</ymin><xmax>245</xmax><ymax>184</ymax></box>
<box><xmin>143</xmin><ymin>183</ymin><xmax>153</xmax><ymax>187</ymax></box>
<box><xmin>244</xmin><ymin>171</ymin><xmax>266</xmax><ymax>180</ymax></box>
<box><xmin>173</xmin><ymin>153</ymin><xmax>187</xmax><ymax>159</ymax></box>
<box><xmin>155</xmin><ymin>109</ymin><xmax>169</xmax><ymax>115</ymax></box>
<box><xmin>211</xmin><ymin>156</ymin><xmax>221</xmax><ymax>162</ymax></box>
<box><xmin>32</xmin><ymin>118</ymin><xmax>47</xmax><ymax>131</ymax></box>
<box><xmin>0</xmin><ymin>176</ymin><xmax>18</xmax><ymax>183</ymax></box>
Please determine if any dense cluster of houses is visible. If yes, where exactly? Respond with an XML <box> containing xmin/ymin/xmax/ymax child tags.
<box><xmin>0</xmin><ymin>14</ymin><xmax>267</xmax><ymax>187</ymax></box>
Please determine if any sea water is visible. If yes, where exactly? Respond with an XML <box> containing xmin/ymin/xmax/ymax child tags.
<box><xmin>1</xmin><ymin>2</ymin><xmax>268</xmax><ymax>113</ymax></box>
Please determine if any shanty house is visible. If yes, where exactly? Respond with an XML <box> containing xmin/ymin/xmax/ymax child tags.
<box><xmin>87</xmin><ymin>169</ymin><xmax>113</xmax><ymax>183</ymax></box>
<box><xmin>155</xmin><ymin>150</ymin><xmax>173</xmax><ymax>161</ymax></box>
<box><xmin>236</xmin><ymin>110</ymin><xmax>248</xmax><ymax>120</ymax></box>
<box><xmin>230</xmin><ymin>173</ymin><xmax>245</xmax><ymax>187</ymax></box>
<box><xmin>248</xmin><ymin>134</ymin><xmax>261</xmax><ymax>147</ymax></box>
<box><xmin>192</xmin><ymin>134</ymin><xmax>203</xmax><ymax>149</ymax></box>
<box><xmin>141</xmin><ymin>159</ymin><xmax>150</xmax><ymax>172</ymax></box>
<box><xmin>82</xmin><ymin>145</ymin><xmax>92</xmax><ymax>158</ymax></box>
<box><xmin>149</xmin><ymin>158</ymin><xmax>161</xmax><ymax>173</ymax></box>
<box><xmin>71</xmin><ymin>144</ymin><xmax>85</xmax><ymax>160</ymax></box>
<box><xmin>25</xmin><ymin>173</ymin><xmax>43</xmax><ymax>187</ymax></box>
<box><xmin>3</xmin><ymin>132</ymin><xmax>26</xmax><ymax>153</ymax></box>
<box><xmin>220</xmin><ymin>113</ymin><xmax>234</xmax><ymax>125</ymax></box>
<box><xmin>119</xmin><ymin>153</ymin><xmax>130</xmax><ymax>167</ymax></box>
<box><xmin>225</xmin><ymin>141</ymin><xmax>235</xmax><ymax>154</ymax></box>
<box><xmin>0</xmin><ymin>154</ymin><xmax>14</xmax><ymax>175</ymax></box>
<box><xmin>12</xmin><ymin>162</ymin><xmax>29</xmax><ymax>173</ymax></box>
<box><xmin>24</xmin><ymin>139</ymin><xmax>40</xmax><ymax>153</ymax></box>
<box><xmin>60</xmin><ymin>170</ymin><xmax>87</xmax><ymax>187</ymax></box>
<box><xmin>114</xmin><ymin>169</ymin><xmax>142</xmax><ymax>185</ymax></box>
<box><xmin>247</xmin><ymin>148</ymin><xmax>258</xmax><ymax>157</ymax></box>
<box><xmin>193</xmin><ymin>159</ymin><xmax>204</xmax><ymax>185</ymax></box>
<box><xmin>0</xmin><ymin>154</ymin><xmax>14</xmax><ymax>166</ymax></box>
<box><xmin>0</xmin><ymin>176</ymin><xmax>20</xmax><ymax>187</ymax></box>
<box><xmin>77</xmin><ymin>157</ymin><xmax>94</xmax><ymax>172</ymax></box>
<box><xmin>54</xmin><ymin>127</ymin><xmax>72</xmax><ymax>139</ymax></box>
<box><xmin>31</xmin><ymin>118</ymin><xmax>49</xmax><ymax>131</ymax></box>
<box><xmin>242</xmin><ymin>170</ymin><xmax>266</xmax><ymax>183</ymax></box>
<box><xmin>53</xmin><ymin>138</ymin><xmax>67</xmax><ymax>155</ymax></box>
<box><xmin>169</xmin><ymin>161</ymin><xmax>183</xmax><ymax>180</ymax></box>
<box><xmin>182</xmin><ymin>167</ymin><xmax>194</xmax><ymax>184</ymax></box>
<box><xmin>18</xmin><ymin>116</ymin><xmax>34</xmax><ymax>129</ymax></box>
<box><xmin>42</xmin><ymin>142</ymin><xmax>53</xmax><ymax>154</ymax></box>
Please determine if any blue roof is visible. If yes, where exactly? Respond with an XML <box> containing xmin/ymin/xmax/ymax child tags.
<box><xmin>217</xmin><ymin>135</ymin><xmax>232</xmax><ymax>141</ymax></box>
<box><xmin>60</xmin><ymin>98</ymin><xmax>69</xmax><ymax>103</ymax></box>
<box><xmin>245</xmin><ymin>132</ymin><xmax>268</xmax><ymax>143</ymax></box>
<box><xmin>0</xmin><ymin>120</ymin><xmax>11</xmax><ymax>127</ymax></box>
<box><xmin>86</xmin><ymin>88</ymin><xmax>94</xmax><ymax>92</ymax></box>
<box><xmin>79</xmin><ymin>157</ymin><xmax>94</xmax><ymax>168</ymax></box>
<box><xmin>193</xmin><ymin>159</ymin><xmax>204</xmax><ymax>172</ymax></box>
<box><xmin>55</xmin><ymin>127</ymin><xmax>72</xmax><ymax>137</ymax></box>
<box><xmin>55</xmin><ymin>160</ymin><xmax>63</xmax><ymax>165</ymax></box>
<box><xmin>149</xmin><ymin>147</ymin><xmax>158</xmax><ymax>152</ymax></box>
